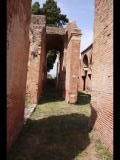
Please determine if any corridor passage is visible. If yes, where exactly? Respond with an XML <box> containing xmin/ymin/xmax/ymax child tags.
<box><xmin>7</xmin><ymin>80</ymin><xmax>112</xmax><ymax>160</ymax></box>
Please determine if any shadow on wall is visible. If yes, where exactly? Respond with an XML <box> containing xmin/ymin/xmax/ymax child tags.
<box><xmin>57</xmin><ymin>66</ymin><xmax>66</xmax><ymax>98</ymax></box>
<box><xmin>77</xmin><ymin>91</ymin><xmax>91</xmax><ymax>105</ymax></box>
<box><xmin>7</xmin><ymin>113</ymin><xmax>90</xmax><ymax>160</ymax></box>
<box><xmin>88</xmin><ymin>104</ymin><xmax>97</xmax><ymax>132</ymax></box>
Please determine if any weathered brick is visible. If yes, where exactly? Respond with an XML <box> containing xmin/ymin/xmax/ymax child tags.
<box><xmin>26</xmin><ymin>15</ymin><xmax>46</xmax><ymax>104</ymax></box>
<box><xmin>7</xmin><ymin>0</ymin><xmax>31</xmax><ymax>149</ymax></box>
<box><xmin>65</xmin><ymin>22</ymin><xmax>82</xmax><ymax>103</ymax></box>
<box><xmin>90</xmin><ymin>0</ymin><xmax>113</xmax><ymax>152</ymax></box>
<box><xmin>79</xmin><ymin>44</ymin><xmax>92</xmax><ymax>92</ymax></box>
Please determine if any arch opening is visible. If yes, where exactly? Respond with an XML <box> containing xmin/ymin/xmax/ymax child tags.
<box><xmin>83</xmin><ymin>54</ymin><xmax>88</xmax><ymax>67</ymax></box>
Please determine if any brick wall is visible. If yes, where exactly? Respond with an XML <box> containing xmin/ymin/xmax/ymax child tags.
<box><xmin>90</xmin><ymin>0</ymin><xmax>113</xmax><ymax>152</ymax></box>
<box><xmin>79</xmin><ymin>44</ymin><xmax>92</xmax><ymax>92</ymax></box>
<box><xmin>57</xmin><ymin>52</ymin><xmax>65</xmax><ymax>94</ymax></box>
<box><xmin>26</xmin><ymin>15</ymin><xmax>46</xmax><ymax>104</ymax></box>
<box><xmin>7</xmin><ymin>0</ymin><xmax>31</xmax><ymax>149</ymax></box>
<box><xmin>65</xmin><ymin>22</ymin><xmax>82</xmax><ymax>103</ymax></box>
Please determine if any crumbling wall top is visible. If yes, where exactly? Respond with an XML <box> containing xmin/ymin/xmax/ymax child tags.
<box><xmin>46</xmin><ymin>26</ymin><xmax>66</xmax><ymax>35</ymax></box>
<box><xmin>31</xmin><ymin>15</ymin><xmax>46</xmax><ymax>26</ymax></box>
<box><xmin>66</xmin><ymin>21</ymin><xmax>82</xmax><ymax>40</ymax></box>
<box><xmin>81</xmin><ymin>43</ymin><xmax>93</xmax><ymax>55</ymax></box>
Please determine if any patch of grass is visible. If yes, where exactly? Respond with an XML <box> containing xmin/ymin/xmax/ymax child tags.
<box><xmin>8</xmin><ymin>113</ymin><xmax>91</xmax><ymax>160</ymax></box>
<box><xmin>8</xmin><ymin>84</ymin><xmax>92</xmax><ymax>160</ymax></box>
<box><xmin>95</xmin><ymin>139</ymin><xmax>113</xmax><ymax>160</ymax></box>
<box><xmin>77</xmin><ymin>91</ymin><xmax>91</xmax><ymax>105</ymax></box>
<box><xmin>31</xmin><ymin>100</ymin><xmax>91</xmax><ymax>120</ymax></box>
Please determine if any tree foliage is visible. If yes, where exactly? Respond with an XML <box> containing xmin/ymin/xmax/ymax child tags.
<box><xmin>32</xmin><ymin>0</ymin><xmax>69</xmax><ymax>27</ymax></box>
<box><xmin>32</xmin><ymin>0</ymin><xmax>69</xmax><ymax>72</ymax></box>
<box><xmin>47</xmin><ymin>50</ymin><xmax>57</xmax><ymax>72</ymax></box>
<box><xmin>32</xmin><ymin>2</ymin><xmax>42</xmax><ymax>15</ymax></box>
<box><xmin>42</xmin><ymin>0</ymin><xmax>68</xmax><ymax>27</ymax></box>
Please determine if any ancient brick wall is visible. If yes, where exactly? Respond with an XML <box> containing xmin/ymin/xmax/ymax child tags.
<box><xmin>7</xmin><ymin>0</ymin><xmax>31</xmax><ymax>149</ymax></box>
<box><xmin>61</xmin><ymin>44</ymin><xmax>67</xmax><ymax>98</ymax></box>
<box><xmin>90</xmin><ymin>0</ymin><xmax>113</xmax><ymax>152</ymax></box>
<box><xmin>57</xmin><ymin>52</ymin><xmax>64</xmax><ymax>93</ymax></box>
<box><xmin>65</xmin><ymin>22</ymin><xmax>82</xmax><ymax>103</ymax></box>
<box><xmin>46</xmin><ymin>26</ymin><xmax>65</xmax><ymax>97</ymax></box>
<box><xmin>79</xmin><ymin>44</ymin><xmax>92</xmax><ymax>92</ymax></box>
<box><xmin>26</xmin><ymin>15</ymin><xmax>46</xmax><ymax>104</ymax></box>
<box><xmin>26</xmin><ymin>22</ymin><xmax>66</xmax><ymax>104</ymax></box>
<box><xmin>78</xmin><ymin>58</ymin><xmax>83</xmax><ymax>91</ymax></box>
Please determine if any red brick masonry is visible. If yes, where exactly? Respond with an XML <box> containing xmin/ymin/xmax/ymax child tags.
<box><xmin>90</xmin><ymin>0</ymin><xmax>113</xmax><ymax>152</ymax></box>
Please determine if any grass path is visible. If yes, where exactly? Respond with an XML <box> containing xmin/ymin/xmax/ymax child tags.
<box><xmin>7</xmin><ymin>86</ymin><xmax>112</xmax><ymax>160</ymax></box>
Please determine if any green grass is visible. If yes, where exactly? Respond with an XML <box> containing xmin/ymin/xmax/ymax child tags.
<box><xmin>8</xmin><ymin>84</ymin><xmax>113</xmax><ymax>160</ymax></box>
<box><xmin>77</xmin><ymin>91</ymin><xmax>91</xmax><ymax>105</ymax></box>
<box><xmin>8</xmin><ymin>86</ymin><xmax>91</xmax><ymax>160</ymax></box>
<box><xmin>95</xmin><ymin>139</ymin><xmax>113</xmax><ymax>160</ymax></box>
<box><xmin>8</xmin><ymin>113</ymin><xmax>90</xmax><ymax>160</ymax></box>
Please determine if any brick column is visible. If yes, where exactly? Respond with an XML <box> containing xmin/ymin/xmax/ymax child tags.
<box><xmin>65</xmin><ymin>22</ymin><xmax>82</xmax><ymax>103</ymax></box>
<box><xmin>26</xmin><ymin>15</ymin><xmax>46</xmax><ymax>104</ymax></box>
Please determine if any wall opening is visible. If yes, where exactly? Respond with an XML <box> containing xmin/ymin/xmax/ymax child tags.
<box><xmin>82</xmin><ymin>76</ymin><xmax>86</xmax><ymax>91</ymax></box>
<box><xmin>47</xmin><ymin>50</ymin><xmax>59</xmax><ymax>79</ymax></box>
<box><xmin>83</xmin><ymin>55</ymin><xmax>88</xmax><ymax>67</ymax></box>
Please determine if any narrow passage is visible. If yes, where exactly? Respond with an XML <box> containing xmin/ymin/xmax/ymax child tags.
<box><xmin>7</xmin><ymin>79</ymin><xmax>112</xmax><ymax>160</ymax></box>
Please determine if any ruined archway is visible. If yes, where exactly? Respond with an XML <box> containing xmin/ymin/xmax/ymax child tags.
<box><xmin>7</xmin><ymin>0</ymin><xmax>113</xmax><ymax>153</ymax></box>
<box><xmin>26</xmin><ymin>16</ymin><xmax>82</xmax><ymax>105</ymax></box>
<box><xmin>46</xmin><ymin>26</ymin><xmax>65</xmax><ymax>91</ymax></box>
<box><xmin>79</xmin><ymin>44</ymin><xmax>93</xmax><ymax>92</ymax></box>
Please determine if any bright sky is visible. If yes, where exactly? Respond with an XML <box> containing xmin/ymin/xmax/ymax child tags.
<box><xmin>32</xmin><ymin>0</ymin><xmax>95</xmax><ymax>77</ymax></box>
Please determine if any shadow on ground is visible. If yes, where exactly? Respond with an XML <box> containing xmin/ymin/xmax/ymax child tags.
<box><xmin>39</xmin><ymin>78</ymin><xmax>64</xmax><ymax>104</ymax></box>
<box><xmin>77</xmin><ymin>91</ymin><xmax>91</xmax><ymax>105</ymax></box>
<box><xmin>40</xmin><ymin>79</ymin><xmax>91</xmax><ymax>106</ymax></box>
<box><xmin>8</xmin><ymin>79</ymin><xmax>91</xmax><ymax>160</ymax></box>
<box><xmin>7</xmin><ymin>113</ymin><xmax>90</xmax><ymax>160</ymax></box>
<box><xmin>40</xmin><ymin>87</ymin><xmax>64</xmax><ymax>104</ymax></box>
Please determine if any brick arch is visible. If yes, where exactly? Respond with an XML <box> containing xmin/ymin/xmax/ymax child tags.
<box><xmin>46</xmin><ymin>35</ymin><xmax>65</xmax><ymax>53</ymax></box>
<box><xmin>7</xmin><ymin>0</ymin><xmax>113</xmax><ymax>153</ymax></box>
<box><xmin>26</xmin><ymin>17</ymin><xmax>82</xmax><ymax>105</ymax></box>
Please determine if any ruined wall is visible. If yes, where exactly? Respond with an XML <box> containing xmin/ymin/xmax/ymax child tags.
<box><xmin>65</xmin><ymin>22</ymin><xmax>82</xmax><ymax>103</ymax></box>
<box><xmin>56</xmin><ymin>54</ymin><xmax>60</xmax><ymax>88</ymax></box>
<box><xmin>90</xmin><ymin>0</ymin><xmax>113</xmax><ymax>152</ymax></box>
<box><xmin>7</xmin><ymin>0</ymin><xmax>31</xmax><ymax>149</ymax></box>
<box><xmin>78</xmin><ymin>58</ymin><xmax>83</xmax><ymax>91</ymax></box>
<box><xmin>46</xmin><ymin>27</ymin><xmax>65</xmax><ymax>97</ymax></box>
<box><xmin>61</xmin><ymin>44</ymin><xmax>67</xmax><ymax>98</ymax></box>
<box><xmin>56</xmin><ymin>54</ymin><xmax>64</xmax><ymax>95</ymax></box>
<box><xmin>79</xmin><ymin>45</ymin><xmax>92</xmax><ymax>92</ymax></box>
<box><xmin>26</xmin><ymin>15</ymin><xmax>46</xmax><ymax>104</ymax></box>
